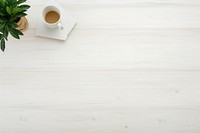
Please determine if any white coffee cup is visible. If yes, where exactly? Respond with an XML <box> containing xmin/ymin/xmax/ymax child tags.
<box><xmin>42</xmin><ymin>5</ymin><xmax>64</xmax><ymax>30</ymax></box>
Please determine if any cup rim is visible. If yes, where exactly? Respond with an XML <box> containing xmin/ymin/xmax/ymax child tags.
<box><xmin>42</xmin><ymin>5</ymin><xmax>61</xmax><ymax>26</ymax></box>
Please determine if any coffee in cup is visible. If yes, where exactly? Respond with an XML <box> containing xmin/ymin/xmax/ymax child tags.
<box><xmin>45</xmin><ymin>11</ymin><xmax>60</xmax><ymax>24</ymax></box>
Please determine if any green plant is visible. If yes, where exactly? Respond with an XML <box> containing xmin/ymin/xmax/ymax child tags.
<box><xmin>0</xmin><ymin>0</ymin><xmax>30</xmax><ymax>51</ymax></box>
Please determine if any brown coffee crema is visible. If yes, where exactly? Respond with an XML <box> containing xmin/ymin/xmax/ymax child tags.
<box><xmin>45</xmin><ymin>11</ymin><xmax>60</xmax><ymax>23</ymax></box>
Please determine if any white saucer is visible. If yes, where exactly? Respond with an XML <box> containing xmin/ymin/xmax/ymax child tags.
<box><xmin>36</xmin><ymin>2</ymin><xmax>76</xmax><ymax>40</ymax></box>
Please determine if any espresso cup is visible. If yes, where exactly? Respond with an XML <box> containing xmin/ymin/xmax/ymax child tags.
<box><xmin>42</xmin><ymin>5</ymin><xmax>64</xmax><ymax>30</ymax></box>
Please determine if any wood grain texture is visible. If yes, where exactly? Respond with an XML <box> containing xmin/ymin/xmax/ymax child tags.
<box><xmin>0</xmin><ymin>0</ymin><xmax>200</xmax><ymax>133</ymax></box>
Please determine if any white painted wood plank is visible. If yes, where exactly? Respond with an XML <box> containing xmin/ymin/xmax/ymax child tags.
<box><xmin>1</xmin><ymin>28</ymin><xmax>200</xmax><ymax>69</ymax></box>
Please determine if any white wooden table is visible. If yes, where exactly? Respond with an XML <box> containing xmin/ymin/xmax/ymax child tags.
<box><xmin>1</xmin><ymin>0</ymin><xmax>200</xmax><ymax>132</ymax></box>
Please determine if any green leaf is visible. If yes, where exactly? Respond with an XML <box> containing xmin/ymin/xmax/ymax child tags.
<box><xmin>12</xmin><ymin>7</ymin><xmax>20</xmax><ymax>14</ymax></box>
<box><xmin>14</xmin><ymin>12</ymin><xmax>27</xmax><ymax>17</ymax></box>
<box><xmin>0</xmin><ymin>16</ymin><xmax>8</xmax><ymax>22</ymax></box>
<box><xmin>8</xmin><ymin>22</ymin><xmax>18</xmax><ymax>29</ymax></box>
<box><xmin>0</xmin><ymin>19</ymin><xmax>3</xmax><ymax>23</ymax></box>
<box><xmin>10</xmin><ymin>0</ymin><xmax>18</xmax><ymax>6</ymax></box>
<box><xmin>9</xmin><ymin>12</ymin><xmax>27</xmax><ymax>22</ymax></box>
<box><xmin>19</xmin><ymin>5</ymin><xmax>30</xmax><ymax>10</ymax></box>
<box><xmin>0</xmin><ymin>23</ymin><xmax>6</xmax><ymax>31</ymax></box>
<box><xmin>0</xmin><ymin>12</ymin><xmax>4</xmax><ymax>16</ymax></box>
<box><xmin>7</xmin><ymin>22</ymin><xmax>23</xmax><ymax>36</ymax></box>
<box><xmin>0</xmin><ymin>8</ymin><xmax>7</xmax><ymax>15</ymax></box>
<box><xmin>4</xmin><ymin>0</ymin><xmax>8</xmax><ymax>5</ymax></box>
<box><xmin>13</xmin><ymin>22</ymin><xmax>19</xmax><ymax>28</ymax></box>
<box><xmin>0</xmin><ymin>0</ymin><xmax>5</xmax><ymax>7</ymax></box>
<box><xmin>3</xmin><ymin>25</ymin><xmax>9</xmax><ymax>40</ymax></box>
<box><xmin>9</xmin><ymin>28</ymin><xmax>20</xmax><ymax>39</ymax></box>
<box><xmin>18</xmin><ymin>30</ymin><xmax>23</xmax><ymax>35</ymax></box>
<box><xmin>17</xmin><ymin>0</ymin><xmax>26</xmax><ymax>5</ymax></box>
<box><xmin>0</xmin><ymin>34</ymin><xmax>3</xmax><ymax>39</ymax></box>
<box><xmin>6</xmin><ymin>6</ymin><xmax>12</xmax><ymax>15</ymax></box>
<box><xmin>15</xmin><ymin>29</ymin><xmax>23</xmax><ymax>35</ymax></box>
<box><xmin>1</xmin><ymin>38</ymin><xmax>5</xmax><ymax>52</ymax></box>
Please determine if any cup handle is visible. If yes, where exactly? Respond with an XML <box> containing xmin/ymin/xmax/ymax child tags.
<box><xmin>58</xmin><ymin>23</ymin><xmax>64</xmax><ymax>30</ymax></box>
